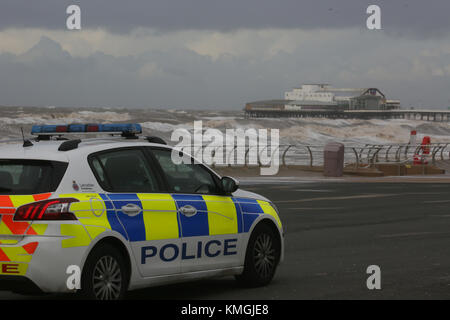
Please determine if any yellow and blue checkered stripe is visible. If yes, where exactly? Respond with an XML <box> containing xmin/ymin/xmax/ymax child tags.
<box><xmin>233</xmin><ymin>198</ymin><xmax>263</xmax><ymax>233</ymax></box>
<box><xmin>67</xmin><ymin>193</ymin><xmax>280</xmax><ymax>243</ymax></box>
<box><xmin>58</xmin><ymin>193</ymin><xmax>128</xmax><ymax>248</ymax></box>
<box><xmin>106</xmin><ymin>193</ymin><xmax>146</xmax><ymax>241</ymax></box>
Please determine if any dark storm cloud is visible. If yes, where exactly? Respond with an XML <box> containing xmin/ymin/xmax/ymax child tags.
<box><xmin>1</xmin><ymin>0</ymin><xmax>450</xmax><ymax>37</ymax></box>
<box><xmin>1</xmin><ymin>36</ymin><xmax>449</xmax><ymax>109</ymax></box>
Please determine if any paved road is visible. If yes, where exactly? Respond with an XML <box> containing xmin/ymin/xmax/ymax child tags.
<box><xmin>2</xmin><ymin>181</ymin><xmax>450</xmax><ymax>299</ymax></box>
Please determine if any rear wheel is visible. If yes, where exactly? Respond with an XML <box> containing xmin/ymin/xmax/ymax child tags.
<box><xmin>80</xmin><ymin>244</ymin><xmax>128</xmax><ymax>300</ymax></box>
<box><xmin>236</xmin><ymin>223</ymin><xmax>280</xmax><ymax>287</ymax></box>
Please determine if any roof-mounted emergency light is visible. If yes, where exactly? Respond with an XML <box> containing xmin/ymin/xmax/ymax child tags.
<box><xmin>31</xmin><ymin>123</ymin><xmax>142</xmax><ymax>137</ymax></box>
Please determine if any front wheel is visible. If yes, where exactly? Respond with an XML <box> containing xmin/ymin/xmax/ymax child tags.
<box><xmin>236</xmin><ymin>223</ymin><xmax>281</xmax><ymax>287</ymax></box>
<box><xmin>80</xmin><ymin>244</ymin><xmax>128</xmax><ymax>300</ymax></box>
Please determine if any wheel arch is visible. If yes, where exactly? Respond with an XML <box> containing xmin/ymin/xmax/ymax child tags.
<box><xmin>81</xmin><ymin>233</ymin><xmax>134</xmax><ymax>287</ymax></box>
<box><xmin>242</xmin><ymin>216</ymin><xmax>284</xmax><ymax>264</ymax></box>
<box><xmin>248</xmin><ymin>215</ymin><xmax>282</xmax><ymax>239</ymax></box>
<box><xmin>250</xmin><ymin>217</ymin><xmax>282</xmax><ymax>249</ymax></box>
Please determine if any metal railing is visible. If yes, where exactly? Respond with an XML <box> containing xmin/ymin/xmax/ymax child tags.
<box><xmin>1</xmin><ymin>136</ymin><xmax>448</xmax><ymax>170</ymax></box>
<box><xmin>186</xmin><ymin>143</ymin><xmax>450</xmax><ymax>169</ymax></box>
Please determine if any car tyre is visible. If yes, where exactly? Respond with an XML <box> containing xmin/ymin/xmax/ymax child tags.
<box><xmin>235</xmin><ymin>223</ymin><xmax>280</xmax><ymax>287</ymax></box>
<box><xmin>80</xmin><ymin>243</ymin><xmax>128</xmax><ymax>300</ymax></box>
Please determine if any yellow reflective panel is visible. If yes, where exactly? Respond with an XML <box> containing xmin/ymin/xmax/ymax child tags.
<box><xmin>0</xmin><ymin>239</ymin><xmax>18</xmax><ymax>245</ymax></box>
<box><xmin>0</xmin><ymin>262</ymin><xmax>28</xmax><ymax>276</ymax></box>
<box><xmin>29</xmin><ymin>224</ymin><xmax>47</xmax><ymax>235</ymax></box>
<box><xmin>203</xmin><ymin>195</ymin><xmax>238</xmax><ymax>236</ymax></box>
<box><xmin>257</xmin><ymin>200</ymin><xmax>282</xmax><ymax>228</ymax></box>
<box><xmin>0</xmin><ymin>246</ymin><xmax>32</xmax><ymax>263</ymax></box>
<box><xmin>85</xmin><ymin>225</ymin><xmax>107</xmax><ymax>240</ymax></box>
<box><xmin>60</xmin><ymin>194</ymin><xmax>94</xmax><ymax>218</ymax></box>
<box><xmin>0</xmin><ymin>220</ymin><xmax>13</xmax><ymax>235</ymax></box>
<box><xmin>137</xmin><ymin>193</ymin><xmax>179</xmax><ymax>240</ymax></box>
<box><xmin>59</xmin><ymin>194</ymin><xmax>111</xmax><ymax>231</ymax></box>
<box><xmin>9</xmin><ymin>196</ymin><xmax>35</xmax><ymax>208</ymax></box>
<box><xmin>61</xmin><ymin>224</ymin><xmax>91</xmax><ymax>248</ymax></box>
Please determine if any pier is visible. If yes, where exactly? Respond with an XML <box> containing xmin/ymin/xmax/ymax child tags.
<box><xmin>244</xmin><ymin>109</ymin><xmax>450</xmax><ymax>121</ymax></box>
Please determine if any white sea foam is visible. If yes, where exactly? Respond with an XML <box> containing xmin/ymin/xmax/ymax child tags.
<box><xmin>141</xmin><ymin>121</ymin><xmax>187</xmax><ymax>132</ymax></box>
<box><xmin>0</xmin><ymin>107</ymin><xmax>448</xmax><ymax>145</ymax></box>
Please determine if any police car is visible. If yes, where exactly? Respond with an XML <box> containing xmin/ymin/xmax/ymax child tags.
<box><xmin>0</xmin><ymin>124</ymin><xmax>283</xmax><ymax>300</ymax></box>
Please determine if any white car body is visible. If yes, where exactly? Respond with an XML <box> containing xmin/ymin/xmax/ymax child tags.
<box><xmin>0</xmin><ymin>137</ymin><xmax>284</xmax><ymax>295</ymax></box>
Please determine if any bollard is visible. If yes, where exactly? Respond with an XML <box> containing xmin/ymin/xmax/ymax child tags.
<box><xmin>323</xmin><ymin>142</ymin><xmax>344</xmax><ymax>177</ymax></box>
<box><xmin>409</xmin><ymin>130</ymin><xmax>417</xmax><ymax>145</ymax></box>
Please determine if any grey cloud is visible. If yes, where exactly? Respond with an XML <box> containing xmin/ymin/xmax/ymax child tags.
<box><xmin>1</xmin><ymin>0</ymin><xmax>450</xmax><ymax>38</ymax></box>
<box><xmin>0</xmin><ymin>36</ymin><xmax>449</xmax><ymax>110</ymax></box>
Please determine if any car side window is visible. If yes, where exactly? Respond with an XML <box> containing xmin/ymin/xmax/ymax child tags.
<box><xmin>150</xmin><ymin>148</ymin><xmax>220</xmax><ymax>194</ymax></box>
<box><xmin>89</xmin><ymin>148</ymin><xmax>158</xmax><ymax>193</ymax></box>
<box><xmin>91</xmin><ymin>157</ymin><xmax>107</xmax><ymax>186</ymax></box>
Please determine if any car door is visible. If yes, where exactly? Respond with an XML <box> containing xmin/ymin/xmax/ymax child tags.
<box><xmin>89</xmin><ymin>147</ymin><xmax>181</xmax><ymax>277</ymax></box>
<box><xmin>147</xmin><ymin>147</ymin><xmax>243</xmax><ymax>273</ymax></box>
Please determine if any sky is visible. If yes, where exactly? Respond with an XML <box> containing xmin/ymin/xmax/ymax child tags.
<box><xmin>0</xmin><ymin>0</ymin><xmax>450</xmax><ymax>109</ymax></box>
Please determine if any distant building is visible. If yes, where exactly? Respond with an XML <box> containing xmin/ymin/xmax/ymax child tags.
<box><xmin>245</xmin><ymin>83</ymin><xmax>401</xmax><ymax>112</ymax></box>
<box><xmin>385</xmin><ymin>100</ymin><xmax>401</xmax><ymax>110</ymax></box>
<box><xmin>244</xmin><ymin>100</ymin><xmax>287</xmax><ymax>111</ymax></box>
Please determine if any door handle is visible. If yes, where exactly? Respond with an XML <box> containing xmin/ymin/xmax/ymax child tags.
<box><xmin>121</xmin><ymin>203</ymin><xmax>141</xmax><ymax>217</ymax></box>
<box><xmin>179</xmin><ymin>205</ymin><xmax>197</xmax><ymax>217</ymax></box>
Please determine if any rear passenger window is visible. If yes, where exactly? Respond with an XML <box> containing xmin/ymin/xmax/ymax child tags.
<box><xmin>89</xmin><ymin>149</ymin><xmax>158</xmax><ymax>193</ymax></box>
<box><xmin>150</xmin><ymin>148</ymin><xmax>220</xmax><ymax>194</ymax></box>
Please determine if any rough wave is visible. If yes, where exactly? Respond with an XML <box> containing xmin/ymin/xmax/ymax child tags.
<box><xmin>0</xmin><ymin>106</ymin><xmax>449</xmax><ymax>146</ymax></box>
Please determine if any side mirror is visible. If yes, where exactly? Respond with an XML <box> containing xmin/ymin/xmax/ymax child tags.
<box><xmin>221</xmin><ymin>176</ymin><xmax>239</xmax><ymax>194</ymax></box>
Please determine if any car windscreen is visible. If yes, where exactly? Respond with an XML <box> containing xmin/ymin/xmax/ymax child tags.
<box><xmin>0</xmin><ymin>159</ymin><xmax>68</xmax><ymax>195</ymax></box>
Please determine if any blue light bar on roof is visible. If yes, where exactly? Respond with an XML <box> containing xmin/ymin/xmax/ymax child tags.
<box><xmin>31</xmin><ymin>123</ymin><xmax>142</xmax><ymax>135</ymax></box>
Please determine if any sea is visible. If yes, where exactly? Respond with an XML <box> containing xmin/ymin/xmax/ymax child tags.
<box><xmin>1</xmin><ymin>106</ymin><xmax>450</xmax><ymax>146</ymax></box>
